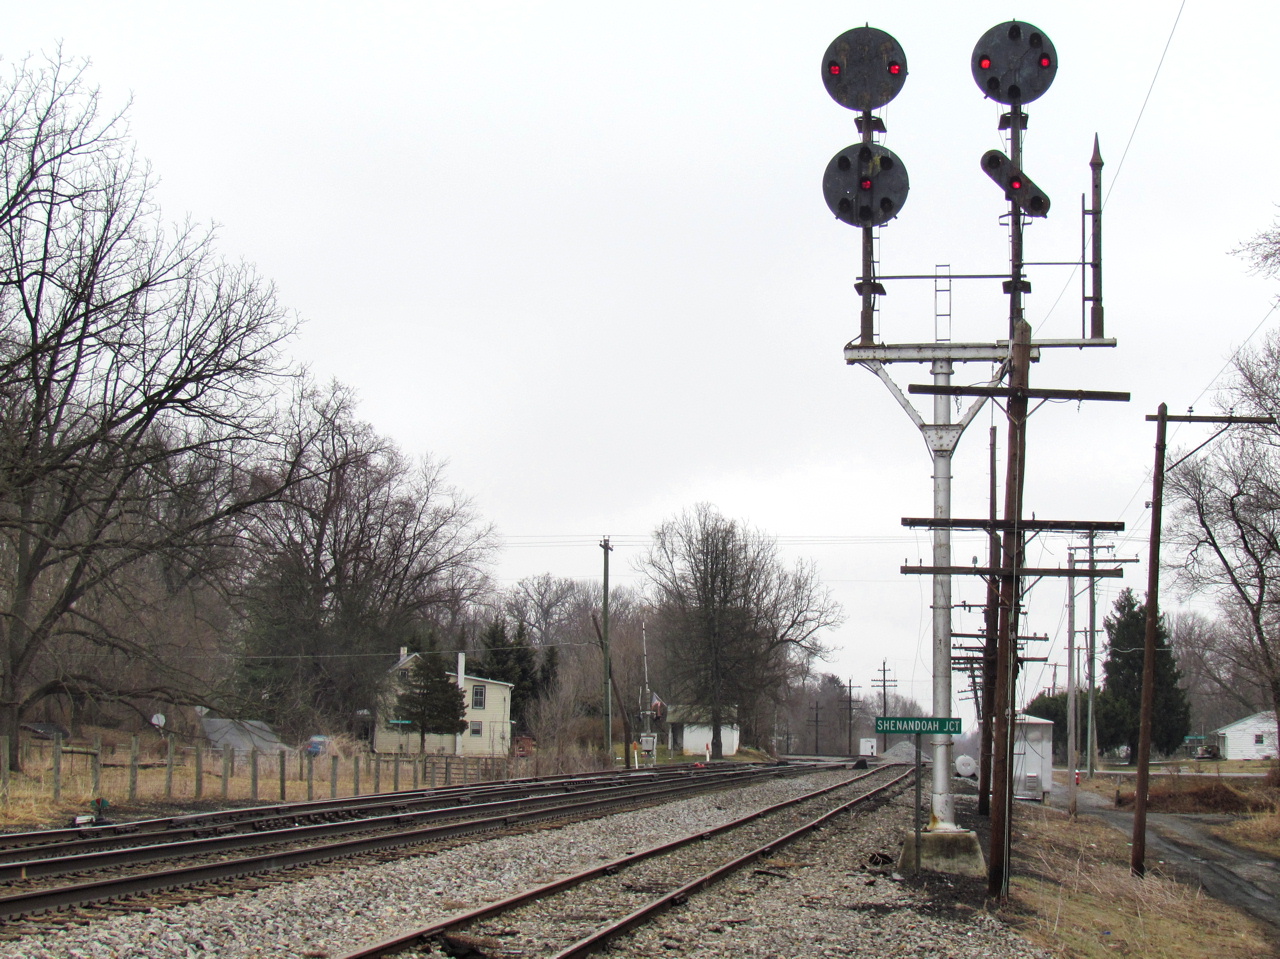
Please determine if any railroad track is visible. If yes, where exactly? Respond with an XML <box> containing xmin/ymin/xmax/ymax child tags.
<box><xmin>0</xmin><ymin>761</ymin><xmax>852</xmax><ymax>924</ymax></box>
<box><xmin>0</xmin><ymin>763</ymin><xmax>767</xmax><ymax>856</ymax></box>
<box><xmin>338</xmin><ymin>764</ymin><xmax>911</xmax><ymax>959</ymax></box>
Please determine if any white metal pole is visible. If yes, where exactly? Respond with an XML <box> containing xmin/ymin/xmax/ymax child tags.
<box><xmin>931</xmin><ymin>358</ymin><xmax>957</xmax><ymax>831</ymax></box>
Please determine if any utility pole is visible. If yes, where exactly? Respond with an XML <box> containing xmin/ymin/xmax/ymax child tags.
<box><xmin>872</xmin><ymin>661</ymin><xmax>897</xmax><ymax>754</ymax></box>
<box><xmin>1067</xmin><ymin>551</ymin><xmax>1078</xmax><ymax>818</ymax></box>
<box><xmin>846</xmin><ymin>680</ymin><xmax>863</xmax><ymax>756</ymax></box>
<box><xmin>810</xmin><ymin>700</ymin><xmax>822</xmax><ymax>755</ymax></box>
<box><xmin>1131</xmin><ymin>407</ymin><xmax>1272</xmax><ymax>876</ymax></box>
<box><xmin>1086</xmin><ymin>531</ymin><xmax>1100</xmax><ymax>777</ymax></box>
<box><xmin>600</xmin><ymin>537</ymin><xmax>613</xmax><ymax>762</ymax></box>
<box><xmin>1068</xmin><ymin>540</ymin><xmax>1136</xmax><ymax>780</ymax></box>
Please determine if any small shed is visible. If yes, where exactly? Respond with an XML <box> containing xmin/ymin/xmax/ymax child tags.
<box><xmin>374</xmin><ymin>650</ymin><xmax>513</xmax><ymax>757</ymax></box>
<box><xmin>666</xmin><ymin>705</ymin><xmax>739</xmax><ymax>757</ymax></box>
<box><xmin>1013</xmin><ymin>714</ymin><xmax>1053</xmax><ymax>802</ymax></box>
<box><xmin>1211</xmin><ymin>711</ymin><xmax>1277</xmax><ymax>760</ymax></box>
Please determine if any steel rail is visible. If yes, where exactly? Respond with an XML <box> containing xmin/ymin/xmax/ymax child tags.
<box><xmin>0</xmin><ymin>763</ymin><xmax>837</xmax><ymax>918</ymax></box>
<box><xmin>336</xmin><ymin>766</ymin><xmax>911</xmax><ymax>959</ymax></box>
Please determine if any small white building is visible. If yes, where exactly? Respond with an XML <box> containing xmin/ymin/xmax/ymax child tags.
<box><xmin>374</xmin><ymin>651</ymin><xmax>513</xmax><ymax>758</ymax></box>
<box><xmin>666</xmin><ymin>705</ymin><xmax>739</xmax><ymax>757</ymax></box>
<box><xmin>1211</xmin><ymin>711</ymin><xmax>1277</xmax><ymax>760</ymax></box>
<box><xmin>1013</xmin><ymin>714</ymin><xmax>1053</xmax><ymax>802</ymax></box>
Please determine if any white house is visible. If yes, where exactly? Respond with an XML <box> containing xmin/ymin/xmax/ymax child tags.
<box><xmin>666</xmin><ymin>705</ymin><xmax>739</xmax><ymax>757</ymax></box>
<box><xmin>373</xmin><ymin>650</ymin><xmax>513</xmax><ymax>758</ymax></box>
<box><xmin>1211</xmin><ymin>711</ymin><xmax>1278</xmax><ymax>760</ymax></box>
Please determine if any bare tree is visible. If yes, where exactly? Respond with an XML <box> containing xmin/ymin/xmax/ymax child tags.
<box><xmin>236</xmin><ymin>381</ymin><xmax>495</xmax><ymax>738</ymax></box>
<box><xmin>0</xmin><ymin>54</ymin><xmax>307</xmax><ymax>767</ymax></box>
<box><xmin>639</xmin><ymin>504</ymin><xmax>842</xmax><ymax>759</ymax></box>
<box><xmin>1165</xmin><ymin>328</ymin><xmax>1280</xmax><ymax>752</ymax></box>
<box><xmin>1167</xmin><ymin>610</ymin><xmax>1266</xmax><ymax>733</ymax></box>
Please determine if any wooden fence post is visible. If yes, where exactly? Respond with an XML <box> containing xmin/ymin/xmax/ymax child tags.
<box><xmin>164</xmin><ymin>736</ymin><xmax>174</xmax><ymax>799</ymax></box>
<box><xmin>278</xmin><ymin>749</ymin><xmax>287</xmax><ymax>802</ymax></box>
<box><xmin>306</xmin><ymin>753</ymin><xmax>314</xmax><ymax>801</ymax></box>
<box><xmin>393</xmin><ymin>754</ymin><xmax>401</xmax><ymax>792</ymax></box>
<box><xmin>373</xmin><ymin>756</ymin><xmax>381</xmax><ymax>794</ymax></box>
<box><xmin>52</xmin><ymin>734</ymin><xmax>63</xmax><ymax>804</ymax></box>
<box><xmin>222</xmin><ymin>747</ymin><xmax>232</xmax><ymax>800</ymax></box>
<box><xmin>0</xmin><ymin>735</ymin><xmax>9</xmax><ymax>803</ymax></box>
<box><xmin>128</xmin><ymin>735</ymin><xmax>139</xmax><ymax>802</ymax></box>
<box><xmin>251</xmin><ymin>749</ymin><xmax>259</xmax><ymax>801</ymax></box>
<box><xmin>195</xmin><ymin>743</ymin><xmax>204</xmax><ymax>799</ymax></box>
<box><xmin>92</xmin><ymin>734</ymin><xmax>102</xmax><ymax>796</ymax></box>
<box><xmin>353</xmin><ymin>754</ymin><xmax>361</xmax><ymax>796</ymax></box>
<box><xmin>330</xmin><ymin>755</ymin><xmax>339</xmax><ymax>799</ymax></box>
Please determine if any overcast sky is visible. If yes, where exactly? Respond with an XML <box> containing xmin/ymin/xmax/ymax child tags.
<box><xmin>10</xmin><ymin>1</ymin><xmax>1277</xmax><ymax>725</ymax></box>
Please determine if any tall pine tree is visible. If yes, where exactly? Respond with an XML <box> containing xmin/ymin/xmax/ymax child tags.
<box><xmin>479</xmin><ymin>617</ymin><xmax>539</xmax><ymax>734</ymax></box>
<box><xmin>1095</xmin><ymin>589</ymin><xmax>1191</xmax><ymax>762</ymax></box>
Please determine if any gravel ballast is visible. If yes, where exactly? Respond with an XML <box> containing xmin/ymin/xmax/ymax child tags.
<box><xmin>0</xmin><ymin>768</ymin><xmax>1049</xmax><ymax>958</ymax></box>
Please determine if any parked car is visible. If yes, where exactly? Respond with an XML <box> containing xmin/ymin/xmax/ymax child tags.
<box><xmin>305</xmin><ymin>735</ymin><xmax>331</xmax><ymax>756</ymax></box>
<box><xmin>1193</xmin><ymin>744</ymin><xmax>1221</xmax><ymax>760</ymax></box>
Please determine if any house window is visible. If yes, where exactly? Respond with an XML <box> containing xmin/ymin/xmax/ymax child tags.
<box><xmin>1256</xmin><ymin>733</ymin><xmax>1265</xmax><ymax>745</ymax></box>
<box><xmin>470</xmin><ymin>721</ymin><xmax>483</xmax><ymax>737</ymax></box>
<box><xmin>472</xmin><ymin>685</ymin><xmax>486</xmax><ymax>710</ymax></box>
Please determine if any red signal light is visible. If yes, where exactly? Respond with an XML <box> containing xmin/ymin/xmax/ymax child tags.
<box><xmin>978</xmin><ymin>56</ymin><xmax>992</xmax><ymax>70</ymax></box>
<box><xmin>828</xmin><ymin>61</ymin><xmax>841</xmax><ymax>76</ymax></box>
<box><xmin>859</xmin><ymin>178</ymin><xmax>873</xmax><ymax>191</ymax></box>
<box><xmin>1039</xmin><ymin>55</ymin><xmax>1051</xmax><ymax>68</ymax></box>
<box><xmin>1009</xmin><ymin>177</ymin><xmax>1023</xmax><ymax>191</ymax></box>
<box><xmin>887</xmin><ymin>61</ymin><xmax>901</xmax><ymax>76</ymax></box>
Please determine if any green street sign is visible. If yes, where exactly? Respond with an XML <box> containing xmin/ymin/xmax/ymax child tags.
<box><xmin>875</xmin><ymin>716</ymin><xmax>961</xmax><ymax>735</ymax></box>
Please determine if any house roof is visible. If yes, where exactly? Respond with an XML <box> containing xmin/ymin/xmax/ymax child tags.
<box><xmin>390</xmin><ymin>652</ymin><xmax>513</xmax><ymax>688</ymax></box>
<box><xmin>1210</xmin><ymin>711</ymin><xmax>1276</xmax><ymax>735</ymax></box>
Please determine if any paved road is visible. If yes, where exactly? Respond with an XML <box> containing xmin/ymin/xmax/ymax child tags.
<box><xmin>1047</xmin><ymin>773</ymin><xmax>1280</xmax><ymax>937</ymax></box>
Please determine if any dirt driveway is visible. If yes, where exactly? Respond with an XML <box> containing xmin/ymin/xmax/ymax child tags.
<box><xmin>1046</xmin><ymin>775</ymin><xmax>1280</xmax><ymax>934</ymax></box>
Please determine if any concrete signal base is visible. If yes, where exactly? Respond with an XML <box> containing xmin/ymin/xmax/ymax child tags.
<box><xmin>897</xmin><ymin>830</ymin><xmax>986</xmax><ymax>877</ymax></box>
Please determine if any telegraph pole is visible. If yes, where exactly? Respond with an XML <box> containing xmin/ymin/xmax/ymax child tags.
<box><xmin>847</xmin><ymin>680</ymin><xmax>863</xmax><ymax>756</ymax></box>
<box><xmin>1066</xmin><ymin>552</ymin><xmax>1078</xmax><ymax>818</ymax></box>
<box><xmin>1131</xmin><ymin>407</ymin><xmax>1273</xmax><ymax>876</ymax></box>
<box><xmin>872</xmin><ymin>660</ymin><xmax>897</xmax><ymax>754</ymax></box>
<box><xmin>810</xmin><ymin>700</ymin><xmax>822</xmax><ymax>755</ymax></box>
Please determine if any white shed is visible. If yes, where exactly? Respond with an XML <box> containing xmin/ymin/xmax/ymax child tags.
<box><xmin>1013</xmin><ymin>714</ymin><xmax>1053</xmax><ymax>802</ymax></box>
<box><xmin>1211</xmin><ymin>711</ymin><xmax>1277</xmax><ymax>761</ymax></box>
<box><xmin>666</xmin><ymin>705</ymin><xmax>739</xmax><ymax>757</ymax></box>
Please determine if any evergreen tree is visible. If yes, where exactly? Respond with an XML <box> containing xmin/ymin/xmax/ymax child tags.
<box><xmin>479</xmin><ymin>617</ymin><xmax>539</xmax><ymax>734</ymax></box>
<box><xmin>1095</xmin><ymin>589</ymin><xmax>1191</xmax><ymax>763</ymax></box>
<box><xmin>394</xmin><ymin>651</ymin><xmax>467</xmax><ymax>750</ymax></box>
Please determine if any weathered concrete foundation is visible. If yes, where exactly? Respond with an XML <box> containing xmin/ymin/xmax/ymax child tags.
<box><xmin>897</xmin><ymin>830</ymin><xmax>986</xmax><ymax>877</ymax></box>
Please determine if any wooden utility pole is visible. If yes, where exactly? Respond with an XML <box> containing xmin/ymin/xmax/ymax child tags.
<box><xmin>1131</xmin><ymin>407</ymin><xmax>1272</xmax><ymax>876</ymax></box>
<box><xmin>872</xmin><ymin>661</ymin><xmax>896</xmax><ymax>754</ymax></box>
<box><xmin>988</xmin><ymin>319</ymin><xmax>1031</xmax><ymax>899</ymax></box>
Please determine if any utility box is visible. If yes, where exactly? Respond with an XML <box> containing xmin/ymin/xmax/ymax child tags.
<box><xmin>859</xmin><ymin>738</ymin><xmax>877</xmax><ymax>758</ymax></box>
<box><xmin>1013</xmin><ymin>714</ymin><xmax>1053</xmax><ymax>802</ymax></box>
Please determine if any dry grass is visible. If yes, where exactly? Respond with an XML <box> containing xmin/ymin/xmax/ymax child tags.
<box><xmin>0</xmin><ymin>742</ymin><xmax>517</xmax><ymax>829</ymax></box>
<box><xmin>1004</xmin><ymin>805</ymin><xmax>1276</xmax><ymax>959</ymax></box>
<box><xmin>1212</xmin><ymin>810</ymin><xmax>1280</xmax><ymax>858</ymax></box>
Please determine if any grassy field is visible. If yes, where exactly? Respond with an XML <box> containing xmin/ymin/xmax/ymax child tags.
<box><xmin>1006</xmin><ymin>804</ymin><xmax>1277</xmax><ymax>959</ymax></box>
